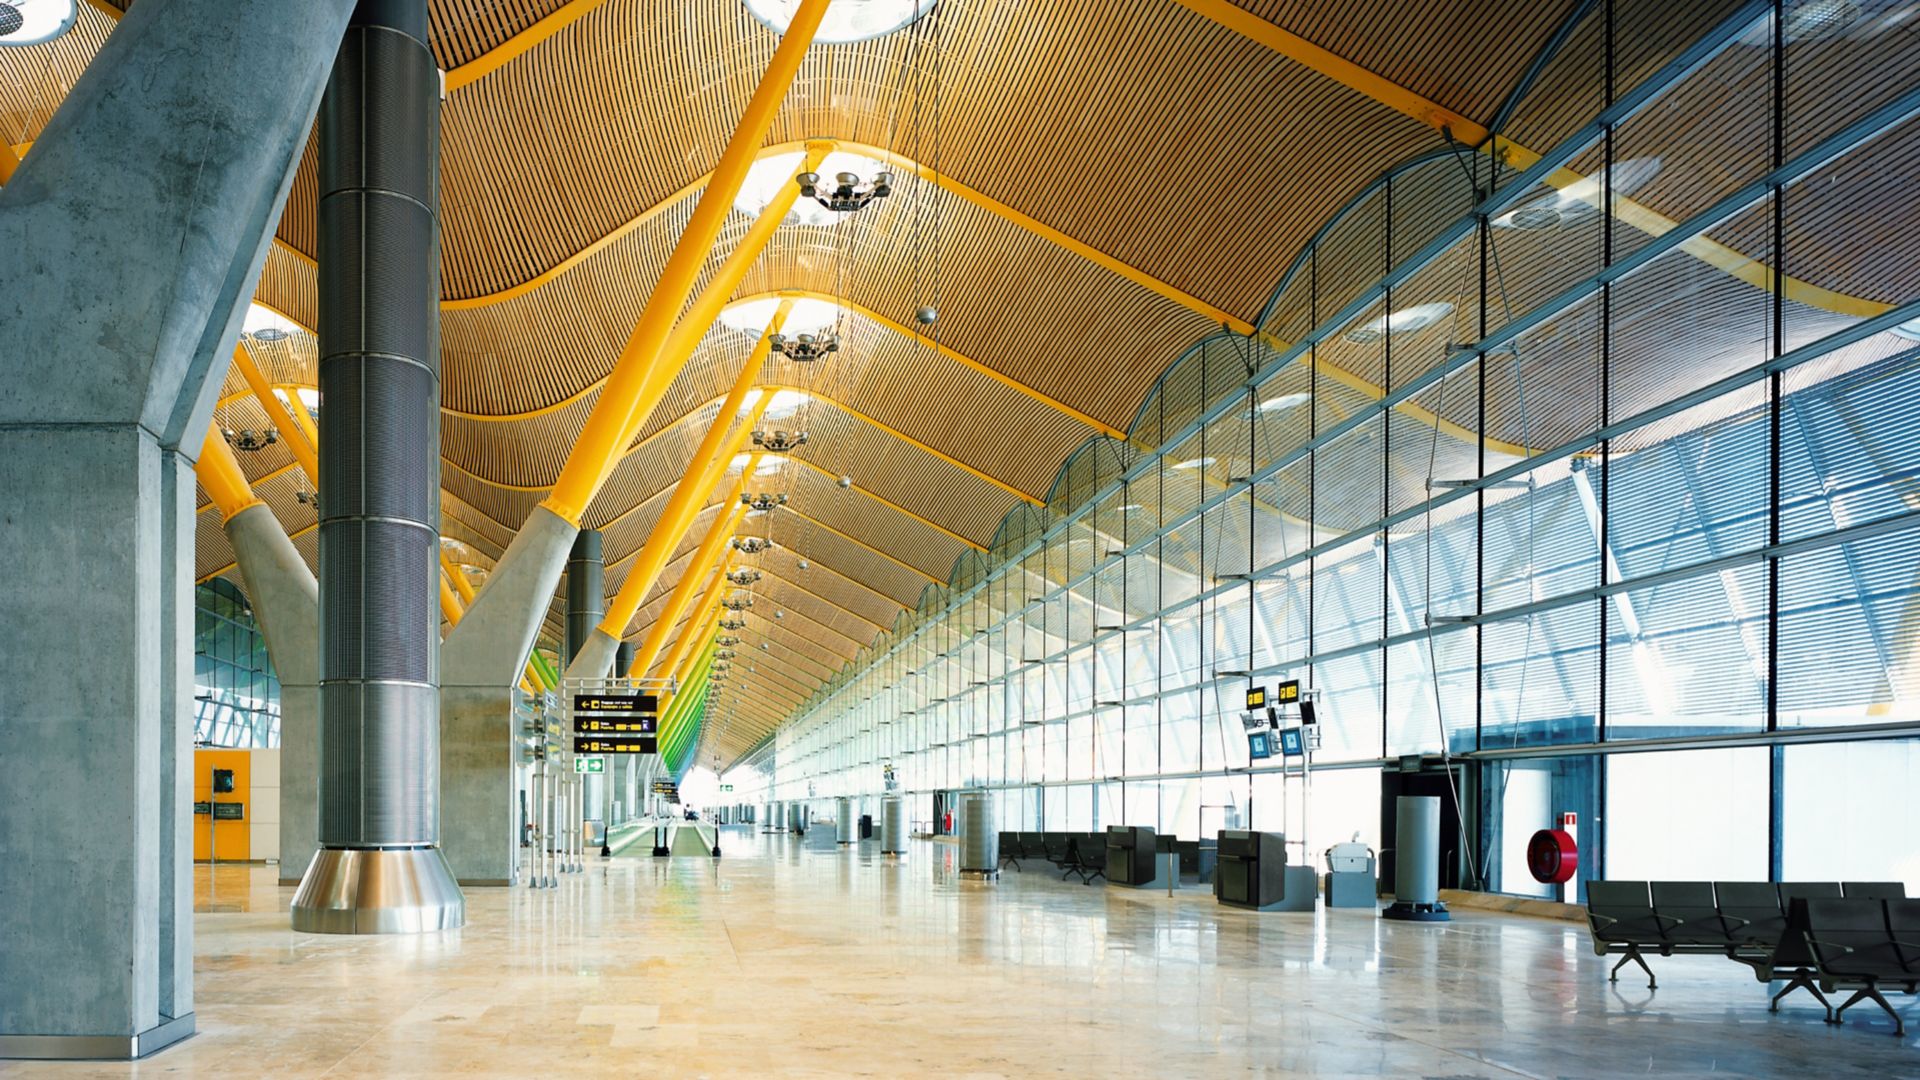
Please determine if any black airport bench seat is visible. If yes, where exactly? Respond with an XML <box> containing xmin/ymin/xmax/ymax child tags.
<box><xmin>994</xmin><ymin>831</ymin><xmax>1109</xmax><ymax>885</ymax></box>
<box><xmin>1586</xmin><ymin>879</ymin><xmax>1913</xmax><ymax>1034</ymax></box>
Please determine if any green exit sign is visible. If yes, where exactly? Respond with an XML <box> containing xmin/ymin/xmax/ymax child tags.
<box><xmin>721</xmin><ymin>784</ymin><xmax>733</xmax><ymax>792</ymax></box>
<box><xmin>574</xmin><ymin>757</ymin><xmax>605</xmax><ymax>774</ymax></box>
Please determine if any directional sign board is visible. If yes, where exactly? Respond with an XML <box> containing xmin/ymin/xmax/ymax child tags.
<box><xmin>574</xmin><ymin>757</ymin><xmax>605</xmax><ymax>774</ymax></box>
<box><xmin>652</xmin><ymin>780</ymin><xmax>680</xmax><ymax>802</ymax></box>
<box><xmin>571</xmin><ymin>692</ymin><xmax>658</xmax><ymax>754</ymax></box>
<box><xmin>574</xmin><ymin>736</ymin><xmax>657</xmax><ymax>755</ymax></box>
<box><xmin>1274</xmin><ymin>679</ymin><xmax>1301</xmax><ymax>705</ymax></box>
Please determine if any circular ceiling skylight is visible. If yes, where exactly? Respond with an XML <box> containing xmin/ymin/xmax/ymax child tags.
<box><xmin>719</xmin><ymin>297</ymin><xmax>843</xmax><ymax>338</ymax></box>
<box><xmin>1493</xmin><ymin>157</ymin><xmax>1661</xmax><ymax>230</ymax></box>
<box><xmin>750</xmin><ymin>388</ymin><xmax>814</xmax><ymax>420</ymax></box>
<box><xmin>1258</xmin><ymin>392</ymin><xmax>1311</xmax><ymax>413</ymax></box>
<box><xmin>1343</xmin><ymin>302</ymin><xmax>1454</xmax><ymax>344</ymax></box>
<box><xmin>0</xmin><ymin>0</ymin><xmax>75</xmax><ymax>47</ymax></box>
<box><xmin>736</xmin><ymin>149</ymin><xmax>891</xmax><ymax>226</ymax></box>
<box><xmin>275</xmin><ymin>387</ymin><xmax>320</xmax><ymax>414</ymax></box>
<box><xmin>243</xmin><ymin>303</ymin><xmax>302</xmax><ymax>343</ymax></box>
<box><xmin>744</xmin><ymin>0</ymin><xmax>936</xmax><ymax>44</ymax></box>
<box><xmin>729</xmin><ymin>453</ymin><xmax>789</xmax><ymax>477</ymax></box>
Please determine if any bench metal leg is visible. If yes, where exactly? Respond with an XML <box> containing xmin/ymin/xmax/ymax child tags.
<box><xmin>1610</xmin><ymin>946</ymin><xmax>1656</xmax><ymax>989</ymax></box>
<box><xmin>1768</xmin><ymin>969</ymin><xmax>1831</xmax><ymax>1018</ymax></box>
<box><xmin>1832</xmin><ymin>986</ymin><xmax>1905</xmax><ymax>1037</ymax></box>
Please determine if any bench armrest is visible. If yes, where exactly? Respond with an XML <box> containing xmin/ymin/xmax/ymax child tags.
<box><xmin>1589</xmin><ymin>913</ymin><xmax>1619</xmax><ymax>930</ymax></box>
<box><xmin>1805</xmin><ymin>936</ymin><xmax>1856</xmax><ymax>956</ymax></box>
<box><xmin>1651</xmin><ymin>913</ymin><xmax>1686</xmax><ymax>928</ymax></box>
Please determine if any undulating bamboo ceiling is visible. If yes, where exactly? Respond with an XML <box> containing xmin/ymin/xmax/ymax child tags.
<box><xmin>12</xmin><ymin>0</ymin><xmax>1896</xmax><ymax>769</ymax></box>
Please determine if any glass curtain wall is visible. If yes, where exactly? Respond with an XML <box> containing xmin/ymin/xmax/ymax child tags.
<box><xmin>194</xmin><ymin>578</ymin><xmax>282</xmax><ymax>748</ymax></box>
<box><xmin>761</xmin><ymin>0</ymin><xmax>1920</xmax><ymax>894</ymax></box>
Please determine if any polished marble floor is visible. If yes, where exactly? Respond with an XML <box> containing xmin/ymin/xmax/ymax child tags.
<box><xmin>6</xmin><ymin>826</ymin><xmax>1916</xmax><ymax>1078</ymax></box>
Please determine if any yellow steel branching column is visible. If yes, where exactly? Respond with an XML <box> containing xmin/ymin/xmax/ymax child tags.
<box><xmin>197</xmin><ymin>425</ymin><xmax>265</xmax><ymax>517</ymax></box>
<box><xmin>596</xmin><ymin>318</ymin><xmax>785</xmax><ymax>642</ymax></box>
<box><xmin>653</xmin><ymin>552</ymin><xmax>738</xmax><ymax>704</ymax></box>
<box><xmin>630</xmin><ymin>493</ymin><xmax>752</xmax><ymax>677</ymax></box>
<box><xmin>230</xmin><ymin>344</ymin><xmax>320</xmax><ymax>482</ymax></box>
<box><xmin>537</xmin><ymin>4</ymin><xmax>831</xmax><ymax>526</ymax></box>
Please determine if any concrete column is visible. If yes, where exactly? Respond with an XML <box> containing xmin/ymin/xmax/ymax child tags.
<box><xmin>442</xmin><ymin>509</ymin><xmax>575</xmax><ymax>883</ymax></box>
<box><xmin>0</xmin><ymin>0</ymin><xmax>356</xmax><ymax>1058</ymax></box>
<box><xmin>222</xmin><ymin>505</ymin><xmax>321</xmax><ymax>885</ymax></box>
<box><xmin>564</xmin><ymin>531</ymin><xmax>605</xmax><ymax>822</ymax></box>
<box><xmin>290</xmin><ymin>0</ymin><xmax>462</xmax><ymax>934</ymax></box>
<box><xmin>617</xmin><ymin>641</ymin><xmax>638</xmax><ymax>678</ymax></box>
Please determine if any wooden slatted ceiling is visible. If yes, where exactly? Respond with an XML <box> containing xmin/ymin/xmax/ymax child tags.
<box><xmin>1223</xmin><ymin>0</ymin><xmax>1575</xmax><ymax>123</ymax></box>
<box><xmin>429</xmin><ymin>0</ymin><xmax>576</xmax><ymax>69</ymax></box>
<box><xmin>421</xmin><ymin>0</ymin><xmax>1443</xmax><ymax>319</ymax></box>
<box><xmin>420</xmin><ymin>164</ymin><xmax>1200</xmax><ymax>438</ymax></box>
<box><xmin>755</xmin><ymin>546</ymin><xmax>905</xmax><ymax>627</ymax></box>
<box><xmin>0</xmin><ymin>3</ymin><xmax>113</xmax><ymax>143</ymax></box>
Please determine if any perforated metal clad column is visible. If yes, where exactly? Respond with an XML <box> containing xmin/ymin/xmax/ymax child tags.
<box><xmin>835</xmin><ymin>797</ymin><xmax>855</xmax><ymax>843</ymax></box>
<box><xmin>960</xmin><ymin>794</ymin><xmax>996</xmax><ymax>872</ymax></box>
<box><xmin>881</xmin><ymin>795</ymin><xmax>905</xmax><ymax>853</ymax></box>
<box><xmin>616</xmin><ymin>641</ymin><xmax>636</xmax><ymax>679</ymax></box>
<box><xmin>316</xmin><ymin>0</ymin><xmax>441</xmax><ymax>850</ymax></box>
<box><xmin>565</xmin><ymin>531</ymin><xmax>603</xmax><ymax>664</ymax></box>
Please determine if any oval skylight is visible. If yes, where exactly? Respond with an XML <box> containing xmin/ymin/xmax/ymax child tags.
<box><xmin>274</xmin><ymin>387</ymin><xmax>320</xmax><ymax>415</ymax></box>
<box><xmin>1258</xmin><ymin>392</ymin><xmax>1311</xmax><ymax>413</ymax></box>
<box><xmin>1891</xmin><ymin>316</ymin><xmax>1920</xmax><ymax>342</ymax></box>
<box><xmin>736</xmin><ymin>149</ymin><xmax>891</xmax><ymax>226</ymax></box>
<box><xmin>729</xmin><ymin>453</ymin><xmax>789</xmax><ymax>477</ymax></box>
<box><xmin>1171</xmin><ymin>457</ymin><xmax>1215</xmax><ymax>471</ymax></box>
<box><xmin>719</xmin><ymin>297</ymin><xmax>843</xmax><ymax>338</ymax></box>
<box><xmin>1343</xmin><ymin>302</ymin><xmax>1454</xmax><ymax>344</ymax></box>
<box><xmin>242</xmin><ymin>303</ymin><xmax>302</xmax><ymax>342</ymax></box>
<box><xmin>744</xmin><ymin>0</ymin><xmax>936</xmax><ymax>44</ymax></box>
<box><xmin>751</xmin><ymin>388</ymin><xmax>814</xmax><ymax>420</ymax></box>
<box><xmin>0</xmin><ymin>0</ymin><xmax>76</xmax><ymax>47</ymax></box>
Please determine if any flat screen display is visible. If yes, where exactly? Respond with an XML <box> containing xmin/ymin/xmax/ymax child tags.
<box><xmin>1279</xmin><ymin>727</ymin><xmax>1305</xmax><ymax>757</ymax></box>
<box><xmin>1247</xmin><ymin>731</ymin><xmax>1273</xmax><ymax>760</ymax></box>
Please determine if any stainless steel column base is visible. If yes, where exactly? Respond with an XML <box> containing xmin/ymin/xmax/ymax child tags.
<box><xmin>290</xmin><ymin>847</ymin><xmax>466</xmax><ymax>934</ymax></box>
<box><xmin>0</xmin><ymin>1013</ymin><xmax>194</xmax><ymax>1060</ymax></box>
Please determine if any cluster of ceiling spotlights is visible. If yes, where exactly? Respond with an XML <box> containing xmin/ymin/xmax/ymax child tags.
<box><xmin>795</xmin><ymin>169</ymin><xmax>893</xmax><ymax>214</ymax></box>
<box><xmin>752</xmin><ymin>429</ymin><xmax>809</xmax><ymax>453</ymax></box>
<box><xmin>223</xmin><ymin>427</ymin><xmax>278</xmax><ymax>453</ymax></box>
<box><xmin>768</xmin><ymin>328</ymin><xmax>838</xmax><ymax>363</ymax></box>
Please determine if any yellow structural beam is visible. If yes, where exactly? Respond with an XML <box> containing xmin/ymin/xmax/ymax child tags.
<box><xmin>538</xmin><ymin>4</ymin><xmax>830</xmax><ymax>525</ymax></box>
<box><xmin>1178</xmin><ymin>0</ymin><xmax>1893</xmax><ymax>325</ymax></box>
<box><xmin>599</xmin><ymin>387</ymin><xmax>766</xmax><ymax>641</ymax></box>
<box><xmin>0</xmin><ymin>139</ymin><xmax>19</xmax><ymax>185</ymax></box>
<box><xmin>441</xmin><ymin>139</ymin><xmax>1241</xmax><ymax>361</ymax></box>
<box><xmin>228</xmin><ymin>344</ymin><xmax>319</xmax><ymax>483</ymax></box>
<box><xmin>196</xmin><ymin>425</ymin><xmax>264</xmax><ymax>518</ymax></box>
<box><xmin>656</xmin><ymin>553</ymin><xmax>737</xmax><ymax>692</ymax></box>
<box><xmin>1171</xmin><ymin>0</ymin><xmax>1482</xmax><ymax>136</ymax></box>
<box><xmin>631</xmin><ymin>493</ymin><xmax>753</xmax><ymax>678</ymax></box>
<box><xmin>441</xmin><ymin>549</ymin><xmax>478</xmax><ymax>605</ymax></box>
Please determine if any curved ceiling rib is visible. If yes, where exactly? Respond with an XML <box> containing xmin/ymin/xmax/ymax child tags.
<box><xmin>440</xmin><ymin>289</ymin><xmax>1123</xmax><ymax>438</ymax></box>
<box><xmin>610</xmin><ymin>534</ymin><xmax>887</xmax><ymax>653</ymax></box>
